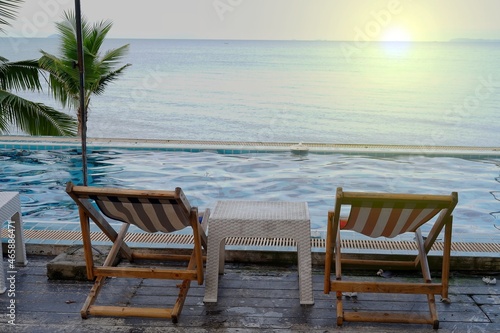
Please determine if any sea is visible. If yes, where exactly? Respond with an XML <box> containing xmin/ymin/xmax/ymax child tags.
<box><xmin>1</xmin><ymin>37</ymin><xmax>500</xmax><ymax>146</ymax></box>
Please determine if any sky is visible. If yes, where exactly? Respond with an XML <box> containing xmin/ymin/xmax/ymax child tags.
<box><xmin>5</xmin><ymin>0</ymin><xmax>500</xmax><ymax>41</ymax></box>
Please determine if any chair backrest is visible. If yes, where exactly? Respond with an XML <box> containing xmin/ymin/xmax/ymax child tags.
<box><xmin>336</xmin><ymin>188</ymin><xmax>458</xmax><ymax>238</ymax></box>
<box><xmin>68</xmin><ymin>184</ymin><xmax>193</xmax><ymax>233</ymax></box>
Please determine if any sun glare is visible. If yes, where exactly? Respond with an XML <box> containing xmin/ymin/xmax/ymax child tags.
<box><xmin>380</xmin><ymin>27</ymin><xmax>413</xmax><ymax>57</ymax></box>
<box><xmin>381</xmin><ymin>27</ymin><xmax>413</xmax><ymax>42</ymax></box>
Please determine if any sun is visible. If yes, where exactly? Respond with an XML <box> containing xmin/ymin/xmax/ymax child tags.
<box><xmin>380</xmin><ymin>27</ymin><xmax>413</xmax><ymax>42</ymax></box>
<box><xmin>379</xmin><ymin>26</ymin><xmax>413</xmax><ymax>57</ymax></box>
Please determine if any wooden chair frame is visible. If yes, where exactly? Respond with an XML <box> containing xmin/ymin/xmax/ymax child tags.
<box><xmin>66</xmin><ymin>182</ymin><xmax>209</xmax><ymax>323</ymax></box>
<box><xmin>324</xmin><ymin>187</ymin><xmax>458</xmax><ymax>329</ymax></box>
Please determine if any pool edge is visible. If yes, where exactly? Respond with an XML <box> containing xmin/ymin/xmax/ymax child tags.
<box><xmin>1</xmin><ymin>135</ymin><xmax>499</xmax><ymax>157</ymax></box>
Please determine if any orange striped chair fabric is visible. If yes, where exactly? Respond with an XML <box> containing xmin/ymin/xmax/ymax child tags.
<box><xmin>342</xmin><ymin>199</ymin><xmax>450</xmax><ymax>238</ymax></box>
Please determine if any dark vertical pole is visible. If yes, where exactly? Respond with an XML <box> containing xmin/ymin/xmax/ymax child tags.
<box><xmin>75</xmin><ymin>0</ymin><xmax>87</xmax><ymax>185</ymax></box>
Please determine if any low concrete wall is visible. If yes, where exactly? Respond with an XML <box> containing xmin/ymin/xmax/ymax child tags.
<box><xmin>21</xmin><ymin>243</ymin><xmax>499</xmax><ymax>279</ymax></box>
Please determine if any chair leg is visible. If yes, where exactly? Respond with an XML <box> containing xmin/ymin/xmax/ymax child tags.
<box><xmin>334</xmin><ymin>230</ymin><xmax>344</xmax><ymax>326</ymax></box>
<box><xmin>336</xmin><ymin>291</ymin><xmax>344</xmax><ymax>326</ymax></box>
<box><xmin>189</xmin><ymin>213</ymin><xmax>205</xmax><ymax>285</ymax></box>
<box><xmin>81</xmin><ymin>276</ymin><xmax>106</xmax><ymax>319</ymax></box>
<box><xmin>324</xmin><ymin>211</ymin><xmax>335</xmax><ymax>294</ymax></box>
<box><xmin>172</xmin><ymin>251</ymin><xmax>198</xmax><ymax>322</ymax></box>
<box><xmin>334</xmin><ymin>231</ymin><xmax>342</xmax><ymax>281</ymax></box>
<box><xmin>172</xmin><ymin>279</ymin><xmax>191</xmax><ymax>323</ymax></box>
<box><xmin>441</xmin><ymin>217</ymin><xmax>453</xmax><ymax>303</ymax></box>
<box><xmin>79</xmin><ymin>209</ymin><xmax>94</xmax><ymax>280</ymax></box>
<box><xmin>426</xmin><ymin>293</ymin><xmax>439</xmax><ymax>329</ymax></box>
<box><xmin>415</xmin><ymin>229</ymin><xmax>440</xmax><ymax>328</ymax></box>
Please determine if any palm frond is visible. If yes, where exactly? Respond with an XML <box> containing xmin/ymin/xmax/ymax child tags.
<box><xmin>0</xmin><ymin>0</ymin><xmax>23</xmax><ymax>33</ymax></box>
<box><xmin>0</xmin><ymin>89</ymin><xmax>77</xmax><ymax>136</ymax></box>
<box><xmin>92</xmin><ymin>63</ymin><xmax>131</xmax><ymax>95</ymax></box>
<box><xmin>0</xmin><ymin>58</ymin><xmax>42</xmax><ymax>91</ymax></box>
<box><xmin>39</xmin><ymin>51</ymin><xmax>80</xmax><ymax>108</ymax></box>
<box><xmin>89</xmin><ymin>20</ymin><xmax>113</xmax><ymax>53</ymax></box>
<box><xmin>57</xmin><ymin>14</ymin><xmax>79</xmax><ymax>59</ymax></box>
<box><xmin>99</xmin><ymin>44</ymin><xmax>130</xmax><ymax>69</ymax></box>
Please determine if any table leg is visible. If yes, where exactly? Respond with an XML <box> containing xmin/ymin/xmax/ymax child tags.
<box><xmin>0</xmin><ymin>243</ymin><xmax>5</xmax><ymax>294</ymax></box>
<box><xmin>219</xmin><ymin>238</ymin><xmax>226</xmax><ymax>274</ymax></box>
<box><xmin>1</xmin><ymin>193</ymin><xmax>28</xmax><ymax>294</ymax></box>
<box><xmin>11</xmin><ymin>211</ymin><xmax>27</xmax><ymax>266</ymax></box>
<box><xmin>204</xmin><ymin>233</ymin><xmax>224</xmax><ymax>303</ymax></box>
<box><xmin>296</xmin><ymin>237</ymin><xmax>314</xmax><ymax>305</ymax></box>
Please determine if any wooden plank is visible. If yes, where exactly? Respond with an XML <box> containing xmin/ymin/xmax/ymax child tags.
<box><xmin>70</xmin><ymin>185</ymin><xmax>177</xmax><ymax>199</ymax></box>
<box><xmin>340</xmin><ymin>258</ymin><xmax>414</xmax><ymax>267</ymax></box>
<box><xmin>131</xmin><ymin>252</ymin><xmax>196</xmax><ymax>262</ymax></box>
<box><xmin>343</xmin><ymin>311</ymin><xmax>433</xmax><ymax>325</ymax></box>
<box><xmin>330</xmin><ymin>281</ymin><xmax>443</xmax><ymax>294</ymax></box>
<box><xmin>88</xmin><ymin>305</ymin><xmax>172</xmax><ymax>318</ymax></box>
<box><xmin>94</xmin><ymin>267</ymin><xmax>198</xmax><ymax>280</ymax></box>
<box><xmin>341</xmin><ymin>190</ymin><xmax>454</xmax><ymax>206</ymax></box>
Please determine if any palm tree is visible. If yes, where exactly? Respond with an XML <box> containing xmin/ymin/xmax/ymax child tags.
<box><xmin>0</xmin><ymin>0</ymin><xmax>77</xmax><ymax>136</ymax></box>
<box><xmin>39</xmin><ymin>11</ymin><xmax>130</xmax><ymax>134</ymax></box>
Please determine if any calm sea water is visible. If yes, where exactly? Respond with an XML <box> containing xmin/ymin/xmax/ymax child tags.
<box><xmin>2</xmin><ymin>38</ymin><xmax>500</xmax><ymax>146</ymax></box>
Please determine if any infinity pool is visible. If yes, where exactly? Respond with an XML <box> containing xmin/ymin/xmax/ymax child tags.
<box><xmin>1</xmin><ymin>146</ymin><xmax>499</xmax><ymax>234</ymax></box>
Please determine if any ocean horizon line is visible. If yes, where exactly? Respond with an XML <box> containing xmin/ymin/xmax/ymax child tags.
<box><xmin>3</xmin><ymin>36</ymin><xmax>500</xmax><ymax>43</ymax></box>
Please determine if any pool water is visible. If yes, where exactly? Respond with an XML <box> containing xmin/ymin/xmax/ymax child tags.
<box><xmin>1</xmin><ymin>147</ymin><xmax>499</xmax><ymax>234</ymax></box>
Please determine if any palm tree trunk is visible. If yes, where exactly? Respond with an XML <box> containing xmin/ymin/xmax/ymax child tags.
<box><xmin>77</xmin><ymin>106</ymin><xmax>87</xmax><ymax>135</ymax></box>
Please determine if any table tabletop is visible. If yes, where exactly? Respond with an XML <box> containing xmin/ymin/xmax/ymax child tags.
<box><xmin>210</xmin><ymin>201</ymin><xmax>309</xmax><ymax>222</ymax></box>
<box><xmin>0</xmin><ymin>192</ymin><xmax>19</xmax><ymax>205</ymax></box>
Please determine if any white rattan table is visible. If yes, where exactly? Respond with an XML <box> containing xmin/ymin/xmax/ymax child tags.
<box><xmin>1</xmin><ymin>192</ymin><xmax>28</xmax><ymax>294</ymax></box>
<box><xmin>203</xmin><ymin>200</ymin><xmax>314</xmax><ymax>305</ymax></box>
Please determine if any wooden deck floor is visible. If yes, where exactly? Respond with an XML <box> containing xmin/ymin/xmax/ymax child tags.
<box><xmin>1</xmin><ymin>255</ymin><xmax>499</xmax><ymax>332</ymax></box>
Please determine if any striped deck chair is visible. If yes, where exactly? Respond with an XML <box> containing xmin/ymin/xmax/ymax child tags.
<box><xmin>65</xmin><ymin>182</ymin><xmax>209</xmax><ymax>323</ymax></box>
<box><xmin>324</xmin><ymin>187</ymin><xmax>458</xmax><ymax>329</ymax></box>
